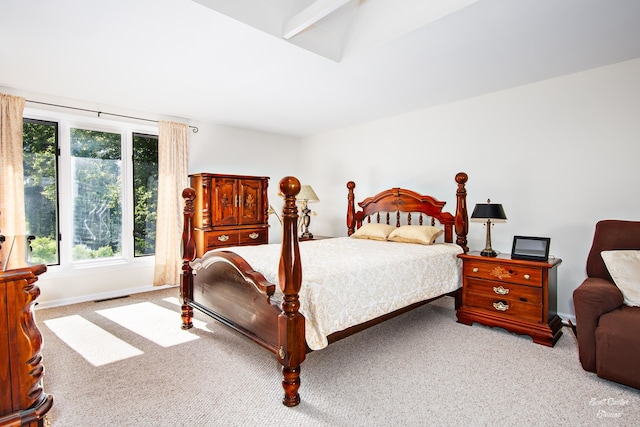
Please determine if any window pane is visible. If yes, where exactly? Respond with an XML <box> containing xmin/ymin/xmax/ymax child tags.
<box><xmin>71</xmin><ymin>128</ymin><xmax>122</xmax><ymax>261</ymax></box>
<box><xmin>132</xmin><ymin>133</ymin><xmax>158</xmax><ymax>256</ymax></box>
<box><xmin>22</xmin><ymin>119</ymin><xmax>60</xmax><ymax>265</ymax></box>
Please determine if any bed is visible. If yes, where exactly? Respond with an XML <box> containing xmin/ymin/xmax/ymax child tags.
<box><xmin>180</xmin><ymin>172</ymin><xmax>470</xmax><ymax>406</ymax></box>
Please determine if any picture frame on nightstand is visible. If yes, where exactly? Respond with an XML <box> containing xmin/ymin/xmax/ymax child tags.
<box><xmin>511</xmin><ymin>236</ymin><xmax>550</xmax><ymax>262</ymax></box>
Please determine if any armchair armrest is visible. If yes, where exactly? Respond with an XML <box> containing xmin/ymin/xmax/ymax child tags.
<box><xmin>573</xmin><ymin>277</ymin><xmax>624</xmax><ymax>372</ymax></box>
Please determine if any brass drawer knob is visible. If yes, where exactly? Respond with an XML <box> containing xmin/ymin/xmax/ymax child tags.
<box><xmin>472</xmin><ymin>267</ymin><xmax>479</xmax><ymax>273</ymax></box>
<box><xmin>493</xmin><ymin>286</ymin><xmax>510</xmax><ymax>295</ymax></box>
<box><xmin>217</xmin><ymin>234</ymin><xmax>230</xmax><ymax>242</ymax></box>
<box><xmin>493</xmin><ymin>301</ymin><xmax>509</xmax><ymax>311</ymax></box>
<box><xmin>249</xmin><ymin>232</ymin><xmax>259</xmax><ymax>239</ymax></box>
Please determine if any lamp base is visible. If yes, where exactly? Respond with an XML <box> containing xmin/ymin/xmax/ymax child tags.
<box><xmin>480</xmin><ymin>219</ymin><xmax>498</xmax><ymax>257</ymax></box>
<box><xmin>300</xmin><ymin>203</ymin><xmax>313</xmax><ymax>240</ymax></box>
<box><xmin>480</xmin><ymin>249</ymin><xmax>497</xmax><ymax>257</ymax></box>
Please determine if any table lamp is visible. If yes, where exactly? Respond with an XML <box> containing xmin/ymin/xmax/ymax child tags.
<box><xmin>471</xmin><ymin>199</ymin><xmax>507</xmax><ymax>257</ymax></box>
<box><xmin>298</xmin><ymin>185</ymin><xmax>319</xmax><ymax>239</ymax></box>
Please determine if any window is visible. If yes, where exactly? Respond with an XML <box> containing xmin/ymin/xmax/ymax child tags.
<box><xmin>22</xmin><ymin>114</ymin><xmax>158</xmax><ymax>267</ymax></box>
<box><xmin>70</xmin><ymin>128</ymin><xmax>123</xmax><ymax>261</ymax></box>
<box><xmin>132</xmin><ymin>133</ymin><xmax>158</xmax><ymax>256</ymax></box>
<box><xmin>23</xmin><ymin>119</ymin><xmax>60</xmax><ymax>265</ymax></box>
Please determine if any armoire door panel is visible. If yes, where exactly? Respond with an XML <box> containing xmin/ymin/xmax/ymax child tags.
<box><xmin>238</xmin><ymin>180</ymin><xmax>263</xmax><ymax>225</ymax></box>
<box><xmin>212</xmin><ymin>178</ymin><xmax>238</xmax><ymax>226</ymax></box>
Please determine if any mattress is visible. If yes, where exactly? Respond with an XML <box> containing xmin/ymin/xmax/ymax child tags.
<box><xmin>213</xmin><ymin>237</ymin><xmax>463</xmax><ymax>350</ymax></box>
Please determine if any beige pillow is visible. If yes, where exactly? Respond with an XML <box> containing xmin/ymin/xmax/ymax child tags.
<box><xmin>388</xmin><ymin>225</ymin><xmax>443</xmax><ymax>245</ymax></box>
<box><xmin>601</xmin><ymin>250</ymin><xmax>640</xmax><ymax>307</ymax></box>
<box><xmin>350</xmin><ymin>223</ymin><xmax>396</xmax><ymax>241</ymax></box>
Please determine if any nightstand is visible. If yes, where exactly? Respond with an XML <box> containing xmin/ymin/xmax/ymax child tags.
<box><xmin>456</xmin><ymin>251</ymin><xmax>563</xmax><ymax>347</ymax></box>
<box><xmin>299</xmin><ymin>235</ymin><xmax>332</xmax><ymax>241</ymax></box>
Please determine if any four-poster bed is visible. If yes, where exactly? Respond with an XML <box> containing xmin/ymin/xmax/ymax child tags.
<box><xmin>180</xmin><ymin>172</ymin><xmax>469</xmax><ymax>406</ymax></box>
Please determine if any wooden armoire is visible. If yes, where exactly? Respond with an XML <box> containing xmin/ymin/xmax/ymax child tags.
<box><xmin>0</xmin><ymin>263</ymin><xmax>53</xmax><ymax>427</ymax></box>
<box><xmin>189</xmin><ymin>173</ymin><xmax>269</xmax><ymax>257</ymax></box>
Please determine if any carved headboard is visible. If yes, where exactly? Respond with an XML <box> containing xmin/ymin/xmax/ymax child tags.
<box><xmin>346</xmin><ymin>172</ymin><xmax>469</xmax><ymax>251</ymax></box>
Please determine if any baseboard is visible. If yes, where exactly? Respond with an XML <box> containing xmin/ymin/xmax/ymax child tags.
<box><xmin>557</xmin><ymin>311</ymin><xmax>576</xmax><ymax>326</ymax></box>
<box><xmin>35</xmin><ymin>284</ymin><xmax>178</xmax><ymax>310</ymax></box>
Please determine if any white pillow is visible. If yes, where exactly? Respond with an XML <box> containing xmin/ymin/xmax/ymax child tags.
<box><xmin>350</xmin><ymin>223</ymin><xmax>396</xmax><ymax>241</ymax></box>
<box><xmin>601</xmin><ymin>250</ymin><xmax>640</xmax><ymax>307</ymax></box>
<box><xmin>387</xmin><ymin>225</ymin><xmax>443</xmax><ymax>245</ymax></box>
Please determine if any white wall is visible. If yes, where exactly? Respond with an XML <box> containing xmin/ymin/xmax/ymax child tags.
<box><xmin>299</xmin><ymin>58</ymin><xmax>640</xmax><ymax>321</ymax></box>
<box><xmin>187</xmin><ymin>122</ymin><xmax>301</xmax><ymax>240</ymax></box>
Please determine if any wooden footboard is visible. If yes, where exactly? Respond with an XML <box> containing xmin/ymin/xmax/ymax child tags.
<box><xmin>190</xmin><ymin>251</ymin><xmax>281</xmax><ymax>352</ymax></box>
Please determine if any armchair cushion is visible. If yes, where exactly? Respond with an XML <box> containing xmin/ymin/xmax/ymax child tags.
<box><xmin>601</xmin><ymin>250</ymin><xmax>640</xmax><ymax>306</ymax></box>
<box><xmin>574</xmin><ymin>219</ymin><xmax>640</xmax><ymax>389</ymax></box>
<box><xmin>573</xmin><ymin>277</ymin><xmax>624</xmax><ymax>372</ymax></box>
<box><xmin>595</xmin><ymin>305</ymin><xmax>640</xmax><ymax>389</ymax></box>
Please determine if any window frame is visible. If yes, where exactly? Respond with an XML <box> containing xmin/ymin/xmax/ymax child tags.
<box><xmin>23</xmin><ymin>117</ymin><xmax>61</xmax><ymax>266</ymax></box>
<box><xmin>23</xmin><ymin>107</ymin><xmax>158</xmax><ymax>275</ymax></box>
<box><xmin>132</xmin><ymin>132</ymin><xmax>159</xmax><ymax>258</ymax></box>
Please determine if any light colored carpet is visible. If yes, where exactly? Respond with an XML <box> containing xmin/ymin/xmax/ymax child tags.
<box><xmin>35</xmin><ymin>287</ymin><xmax>640</xmax><ymax>426</ymax></box>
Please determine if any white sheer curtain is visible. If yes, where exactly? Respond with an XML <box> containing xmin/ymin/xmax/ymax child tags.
<box><xmin>153</xmin><ymin>121</ymin><xmax>189</xmax><ymax>286</ymax></box>
<box><xmin>0</xmin><ymin>93</ymin><xmax>27</xmax><ymax>269</ymax></box>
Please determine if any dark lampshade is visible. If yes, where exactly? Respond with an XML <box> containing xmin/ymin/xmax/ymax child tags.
<box><xmin>471</xmin><ymin>201</ymin><xmax>507</xmax><ymax>220</ymax></box>
<box><xmin>471</xmin><ymin>199</ymin><xmax>507</xmax><ymax>257</ymax></box>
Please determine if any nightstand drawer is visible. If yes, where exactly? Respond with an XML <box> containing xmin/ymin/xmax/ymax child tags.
<box><xmin>464</xmin><ymin>278</ymin><xmax>542</xmax><ymax>305</ymax></box>
<box><xmin>463</xmin><ymin>260</ymin><xmax>543</xmax><ymax>287</ymax></box>
<box><xmin>464</xmin><ymin>291</ymin><xmax>543</xmax><ymax>323</ymax></box>
<box><xmin>299</xmin><ymin>235</ymin><xmax>332</xmax><ymax>241</ymax></box>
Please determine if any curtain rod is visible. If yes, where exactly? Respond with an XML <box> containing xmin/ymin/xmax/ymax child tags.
<box><xmin>25</xmin><ymin>100</ymin><xmax>199</xmax><ymax>133</ymax></box>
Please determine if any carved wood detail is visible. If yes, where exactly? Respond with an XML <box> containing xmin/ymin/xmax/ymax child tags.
<box><xmin>1</xmin><ymin>264</ymin><xmax>53</xmax><ymax>426</ymax></box>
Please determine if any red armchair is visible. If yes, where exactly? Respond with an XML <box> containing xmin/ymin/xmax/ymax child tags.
<box><xmin>573</xmin><ymin>220</ymin><xmax>640</xmax><ymax>389</ymax></box>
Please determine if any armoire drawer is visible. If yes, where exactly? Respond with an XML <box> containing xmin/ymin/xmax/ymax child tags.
<box><xmin>205</xmin><ymin>230</ymin><xmax>241</xmax><ymax>248</ymax></box>
<box><xmin>238</xmin><ymin>228</ymin><xmax>268</xmax><ymax>245</ymax></box>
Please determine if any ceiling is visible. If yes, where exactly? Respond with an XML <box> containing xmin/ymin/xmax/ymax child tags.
<box><xmin>1</xmin><ymin>0</ymin><xmax>640</xmax><ymax>138</ymax></box>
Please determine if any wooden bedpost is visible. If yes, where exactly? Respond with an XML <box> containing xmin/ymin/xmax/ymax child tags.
<box><xmin>346</xmin><ymin>181</ymin><xmax>356</xmax><ymax>235</ymax></box>
<box><xmin>277</xmin><ymin>176</ymin><xmax>305</xmax><ymax>407</ymax></box>
<box><xmin>454</xmin><ymin>172</ymin><xmax>469</xmax><ymax>253</ymax></box>
<box><xmin>181</xmin><ymin>187</ymin><xmax>196</xmax><ymax>330</ymax></box>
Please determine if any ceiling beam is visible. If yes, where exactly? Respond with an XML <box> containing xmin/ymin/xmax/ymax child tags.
<box><xmin>283</xmin><ymin>0</ymin><xmax>351</xmax><ymax>40</ymax></box>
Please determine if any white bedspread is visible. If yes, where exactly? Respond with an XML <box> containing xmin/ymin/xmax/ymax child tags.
<box><xmin>210</xmin><ymin>237</ymin><xmax>462</xmax><ymax>350</ymax></box>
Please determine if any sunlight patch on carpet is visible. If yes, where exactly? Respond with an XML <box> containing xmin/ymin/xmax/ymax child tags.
<box><xmin>96</xmin><ymin>302</ymin><xmax>201</xmax><ymax>347</ymax></box>
<box><xmin>44</xmin><ymin>315</ymin><xmax>143</xmax><ymax>366</ymax></box>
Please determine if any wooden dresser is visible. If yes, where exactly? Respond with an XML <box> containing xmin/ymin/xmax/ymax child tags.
<box><xmin>189</xmin><ymin>173</ymin><xmax>269</xmax><ymax>257</ymax></box>
<box><xmin>0</xmin><ymin>264</ymin><xmax>53</xmax><ymax>427</ymax></box>
<box><xmin>456</xmin><ymin>251</ymin><xmax>563</xmax><ymax>347</ymax></box>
